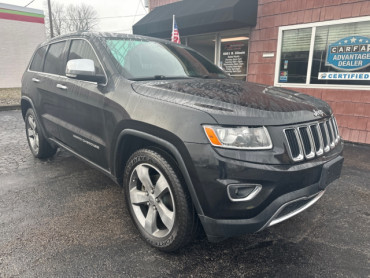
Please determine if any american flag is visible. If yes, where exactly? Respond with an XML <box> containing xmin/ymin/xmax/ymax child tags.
<box><xmin>171</xmin><ymin>15</ymin><xmax>181</xmax><ymax>44</ymax></box>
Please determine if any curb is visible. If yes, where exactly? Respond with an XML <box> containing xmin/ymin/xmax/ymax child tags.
<box><xmin>0</xmin><ymin>105</ymin><xmax>21</xmax><ymax>111</ymax></box>
<box><xmin>344</xmin><ymin>141</ymin><xmax>370</xmax><ymax>149</ymax></box>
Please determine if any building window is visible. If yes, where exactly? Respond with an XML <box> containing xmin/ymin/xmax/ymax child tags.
<box><xmin>279</xmin><ymin>28</ymin><xmax>312</xmax><ymax>84</ymax></box>
<box><xmin>275</xmin><ymin>17</ymin><xmax>370</xmax><ymax>88</ymax></box>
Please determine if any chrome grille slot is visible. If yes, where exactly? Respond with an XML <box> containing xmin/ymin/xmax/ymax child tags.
<box><xmin>326</xmin><ymin>120</ymin><xmax>335</xmax><ymax>148</ymax></box>
<box><xmin>284</xmin><ymin>128</ymin><xmax>303</xmax><ymax>161</ymax></box>
<box><xmin>330</xmin><ymin>118</ymin><xmax>337</xmax><ymax>139</ymax></box>
<box><xmin>298</xmin><ymin>126</ymin><xmax>315</xmax><ymax>159</ymax></box>
<box><xmin>332</xmin><ymin>117</ymin><xmax>340</xmax><ymax>143</ymax></box>
<box><xmin>285</xmin><ymin>116</ymin><xmax>340</xmax><ymax>162</ymax></box>
<box><xmin>319</xmin><ymin>122</ymin><xmax>330</xmax><ymax>152</ymax></box>
<box><xmin>310</xmin><ymin>124</ymin><xmax>323</xmax><ymax>156</ymax></box>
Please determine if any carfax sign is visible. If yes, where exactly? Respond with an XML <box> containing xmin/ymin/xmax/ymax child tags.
<box><xmin>326</xmin><ymin>36</ymin><xmax>370</xmax><ymax>70</ymax></box>
<box><xmin>319</xmin><ymin>35</ymin><xmax>370</xmax><ymax>80</ymax></box>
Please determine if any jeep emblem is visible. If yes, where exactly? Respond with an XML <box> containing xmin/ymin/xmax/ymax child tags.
<box><xmin>313</xmin><ymin>109</ymin><xmax>325</xmax><ymax>117</ymax></box>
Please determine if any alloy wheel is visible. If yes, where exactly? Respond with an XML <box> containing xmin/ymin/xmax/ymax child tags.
<box><xmin>128</xmin><ymin>163</ymin><xmax>175</xmax><ymax>238</ymax></box>
<box><xmin>27</xmin><ymin>114</ymin><xmax>39</xmax><ymax>154</ymax></box>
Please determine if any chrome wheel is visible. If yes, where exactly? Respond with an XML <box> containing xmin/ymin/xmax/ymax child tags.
<box><xmin>27</xmin><ymin>114</ymin><xmax>39</xmax><ymax>154</ymax></box>
<box><xmin>129</xmin><ymin>163</ymin><xmax>175</xmax><ymax>238</ymax></box>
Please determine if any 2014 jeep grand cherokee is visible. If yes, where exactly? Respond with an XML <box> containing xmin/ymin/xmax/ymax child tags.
<box><xmin>21</xmin><ymin>32</ymin><xmax>343</xmax><ymax>252</ymax></box>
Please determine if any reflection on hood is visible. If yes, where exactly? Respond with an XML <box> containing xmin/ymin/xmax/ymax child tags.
<box><xmin>149</xmin><ymin>79</ymin><xmax>329</xmax><ymax>113</ymax></box>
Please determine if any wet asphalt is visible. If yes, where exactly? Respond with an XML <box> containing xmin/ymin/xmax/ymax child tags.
<box><xmin>0</xmin><ymin>110</ymin><xmax>369</xmax><ymax>277</ymax></box>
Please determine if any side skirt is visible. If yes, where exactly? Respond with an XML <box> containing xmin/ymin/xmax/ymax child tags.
<box><xmin>49</xmin><ymin>138</ymin><xmax>119</xmax><ymax>185</ymax></box>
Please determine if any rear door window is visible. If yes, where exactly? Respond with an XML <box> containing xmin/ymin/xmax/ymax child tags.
<box><xmin>67</xmin><ymin>39</ymin><xmax>104</xmax><ymax>75</ymax></box>
<box><xmin>44</xmin><ymin>41</ymin><xmax>67</xmax><ymax>75</ymax></box>
<box><xmin>29</xmin><ymin>46</ymin><xmax>47</xmax><ymax>72</ymax></box>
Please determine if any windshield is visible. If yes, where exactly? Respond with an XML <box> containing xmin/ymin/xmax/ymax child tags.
<box><xmin>104</xmin><ymin>38</ymin><xmax>229</xmax><ymax>80</ymax></box>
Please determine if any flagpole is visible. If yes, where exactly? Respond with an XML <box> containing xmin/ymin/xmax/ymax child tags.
<box><xmin>172</xmin><ymin>14</ymin><xmax>175</xmax><ymax>41</ymax></box>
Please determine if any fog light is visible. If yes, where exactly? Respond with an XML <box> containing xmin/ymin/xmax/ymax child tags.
<box><xmin>227</xmin><ymin>184</ymin><xmax>262</xmax><ymax>202</ymax></box>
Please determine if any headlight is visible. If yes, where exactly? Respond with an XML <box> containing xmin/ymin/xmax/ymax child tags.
<box><xmin>203</xmin><ymin>125</ymin><xmax>272</xmax><ymax>150</ymax></box>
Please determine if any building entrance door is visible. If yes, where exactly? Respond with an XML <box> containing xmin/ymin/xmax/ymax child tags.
<box><xmin>219</xmin><ymin>36</ymin><xmax>249</xmax><ymax>80</ymax></box>
<box><xmin>184</xmin><ymin>29</ymin><xmax>250</xmax><ymax>80</ymax></box>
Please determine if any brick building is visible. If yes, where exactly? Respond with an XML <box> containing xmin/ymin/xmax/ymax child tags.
<box><xmin>133</xmin><ymin>0</ymin><xmax>370</xmax><ymax>144</ymax></box>
<box><xmin>0</xmin><ymin>3</ymin><xmax>45</xmax><ymax>88</ymax></box>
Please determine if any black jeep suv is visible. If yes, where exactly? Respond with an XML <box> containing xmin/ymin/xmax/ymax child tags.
<box><xmin>21</xmin><ymin>32</ymin><xmax>343</xmax><ymax>251</ymax></box>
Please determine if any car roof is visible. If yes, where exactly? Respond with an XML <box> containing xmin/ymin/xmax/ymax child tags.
<box><xmin>41</xmin><ymin>31</ymin><xmax>179</xmax><ymax>47</ymax></box>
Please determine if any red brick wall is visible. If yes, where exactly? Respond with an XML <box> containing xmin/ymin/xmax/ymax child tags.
<box><xmin>150</xmin><ymin>0</ymin><xmax>181</xmax><ymax>11</ymax></box>
<box><xmin>248</xmin><ymin>0</ymin><xmax>370</xmax><ymax>144</ymax></box>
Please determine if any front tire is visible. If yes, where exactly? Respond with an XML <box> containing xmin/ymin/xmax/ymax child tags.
<box><xmin>25</xmin><ymin>108</ymin><xmax>57</xmax><ymax>158</ymax></box>
<box><xmin>123</xmin><ymin>148</ymin><xmax>196</xmax><ymax>252</ymax></box>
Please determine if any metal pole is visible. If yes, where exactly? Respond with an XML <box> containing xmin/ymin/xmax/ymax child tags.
<box><xmin>47</xmin><ymin>0</ymin><xmax>53</xmax><ymax>38</ymax></box>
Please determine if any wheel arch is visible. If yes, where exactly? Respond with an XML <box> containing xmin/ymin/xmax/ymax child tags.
<box><xmin>113</xmin><ymin>129</ymin><xmax>204</xmax><ymax>216</ymax></box>
<box><xmin>21</xmin><ymin>96</ymin><xmax>34</xmax><ymax>119</ymax></box>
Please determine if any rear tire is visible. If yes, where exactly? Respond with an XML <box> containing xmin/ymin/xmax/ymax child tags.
<box><xmin>123</xmin><ymin>148</ymin><xmax>197</xmax><ymax>252</ymax></box>
<box><xmin>25</xmin><ymin>108</ymin><xmax>57</xmax><ymax>158</ymax></box>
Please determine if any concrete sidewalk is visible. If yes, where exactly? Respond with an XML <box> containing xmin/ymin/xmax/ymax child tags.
<box><xmin>0</xmin><ymin>88</ymin><xmax>21</xmax><ymax>111</ymax></box>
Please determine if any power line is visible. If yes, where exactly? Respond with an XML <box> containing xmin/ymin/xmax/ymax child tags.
<box><xmin>49</xmin><ymin>14</ymin><xmax>147</xmax><ymax>21</ymax></box>
<box><xmin>139</xmin><ymin>0</ymin><xmax>147</xmax><ymax>12</ymax></box>
<box><xmin>132</xmin><ymin>0</ymin><xmax>142</xmax><ymax>26</ymax></box>
<box><xmin>88</xmin><ymin>14</ymin><xmax>147</xmax><ymax>20</ymax></box>
<box><xmin>24</xmin><ymin>0</ymin><xmax>35</xmax><ymax>7</ymax></box>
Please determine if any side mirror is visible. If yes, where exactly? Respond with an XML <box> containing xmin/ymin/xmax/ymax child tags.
<box><xmin>66</xmin><ymin>59</ymin><xmax>106</xmax><ymax>84</ymax></box>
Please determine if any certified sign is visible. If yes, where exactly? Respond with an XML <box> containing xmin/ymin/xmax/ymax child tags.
<box><xmin>318</xmin><ymin>72</ymin><xmax>370</xmax><ymax>80</ymax></box>
<box><xmin>326</xmin><ymin>36</ymin><xmax>370</xmax><ymax>71</ymax></box>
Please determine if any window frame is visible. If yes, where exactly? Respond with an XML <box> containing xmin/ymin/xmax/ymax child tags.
<box><xmin>274</xmin><ymin>16</ymin><xmax>370</xmax><ymax>91</ymax></box>
<box><xmin>28</xmin><ymin>39</ymin><xmax>69</xmax><ymax>76</ymax></box>
<box><xmin>29</xmin><ymin>45</ymin><xmax>47</xmax><ymax>73</ymax></box>
<box><xmin>28</xmin><ymin>37</ymin><xmax>108</xmax><ymax>86</ymax></box>
<box><xmin>43</xmin><ymin>40</ymin><xmax>68</xmax><ymax>76</ymax></box>
<box><xmin>66</xmin><ymin>38</ymin><xmax>108</xmax><ymax>86</ymax></box>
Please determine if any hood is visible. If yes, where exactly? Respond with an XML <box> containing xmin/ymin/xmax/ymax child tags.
<box><xmin>131</xmin><ymin>78</ymin><xmax>332</xmax><ymax>126</ymax></box>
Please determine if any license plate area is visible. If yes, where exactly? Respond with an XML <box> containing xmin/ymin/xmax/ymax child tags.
<box><xmin>319</xmin><ymin>156</ymin><xmax>344</xmax><ymax>190</ymax></box>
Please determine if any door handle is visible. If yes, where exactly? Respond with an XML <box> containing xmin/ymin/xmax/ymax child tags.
<box><xmin>56</xmin><ymin>84</ymin><xmax>68</xmax><ymax>90</ymax></box>
<box><xmin>32</xmin><ymin>78</ymin><xmax>40</xmax><ymax>83</ymax></box>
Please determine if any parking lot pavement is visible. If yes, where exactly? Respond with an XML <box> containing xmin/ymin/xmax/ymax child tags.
<box><xmin>0</xmin><ymin>109</ymin><xmax>369</xmax><ymax>277</ymax></box>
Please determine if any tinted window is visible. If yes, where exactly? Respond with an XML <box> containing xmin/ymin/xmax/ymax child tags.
<box><xmin>68</xmin><ymin>39</ymin><xmax>103</xmax><ymax>75</ymax></box>
<box><xmin>44</xmin><ymin>41</ymin><xmax>66</xmax><ymax>75</ymax></box>
<box><xmin>29</xmin><ymin>46</ymin><xmax>47</xmax><ymax>72</ymax></box>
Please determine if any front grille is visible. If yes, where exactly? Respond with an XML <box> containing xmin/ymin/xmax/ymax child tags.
<box><xmin>284</xmin><ymin>116</ymin><xmax>340</xmax><ymax>162</ymax></box>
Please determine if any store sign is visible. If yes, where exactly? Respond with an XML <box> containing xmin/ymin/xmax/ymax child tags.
<box><xmin>220</xmin><ymin>41</ymin><xmax>247</xmax><ymax>77</ymax></box>
<box><xmin>318</xmin><ymin>72</ymin><xmax>370</xmax><ymax>80</ymax></box>
<box><xmin>326</xmin><ymin>35</ymin><xmax>370</xmax><ymax>71</ymax></box>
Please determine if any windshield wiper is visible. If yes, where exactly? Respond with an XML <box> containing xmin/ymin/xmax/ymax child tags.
<box><xmin>189</xmin><ymin>74</ymin><xmax>229</xmax><ymax>79</ymax></box>
<box><xmin>129</xmin><ymin>76</ymin><xmax>190</xmax><ymax>81</ymax></box>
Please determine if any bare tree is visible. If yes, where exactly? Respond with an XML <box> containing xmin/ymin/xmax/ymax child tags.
<box><xmin>44</xmin><ymin>1</ymin><xmax>62</xmax><ymax>38</ymax></box>
<box><xmin>65</xmin><ymin>3</ymin><xmax>99</xmax><ymax>33</ymax></box>
<box><xmin>44</xmin><ymin>2</ymin><xmax>99</xmax><ymax>38</ymax></box>
<box><xmin>51</xmin><ymin>2</ymin><xmax>65</xmax><ymax>36</ymax></box>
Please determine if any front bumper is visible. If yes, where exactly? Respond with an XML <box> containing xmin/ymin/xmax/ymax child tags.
<box><xmin>184</xmin><ymin>142</ymin><xmax>343</xmax><ymax>242</ymax></box>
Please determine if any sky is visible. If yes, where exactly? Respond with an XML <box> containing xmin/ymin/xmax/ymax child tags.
<box><xmin>2</xmin><ymin>0</ymin><xmax>148</xmax><ymax>33</ymax></box>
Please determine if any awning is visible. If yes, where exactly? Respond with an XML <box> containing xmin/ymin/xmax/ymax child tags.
<box><xmin>133</xmin><ymin>0</ymin><xmax>258</xmax><ymax>38</ymax></box>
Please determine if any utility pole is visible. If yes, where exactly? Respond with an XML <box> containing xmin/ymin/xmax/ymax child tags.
<box><xmin>47</xmin><ymin>0</ymin><xmax>53</xmax><ymax>38</ymax></box>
